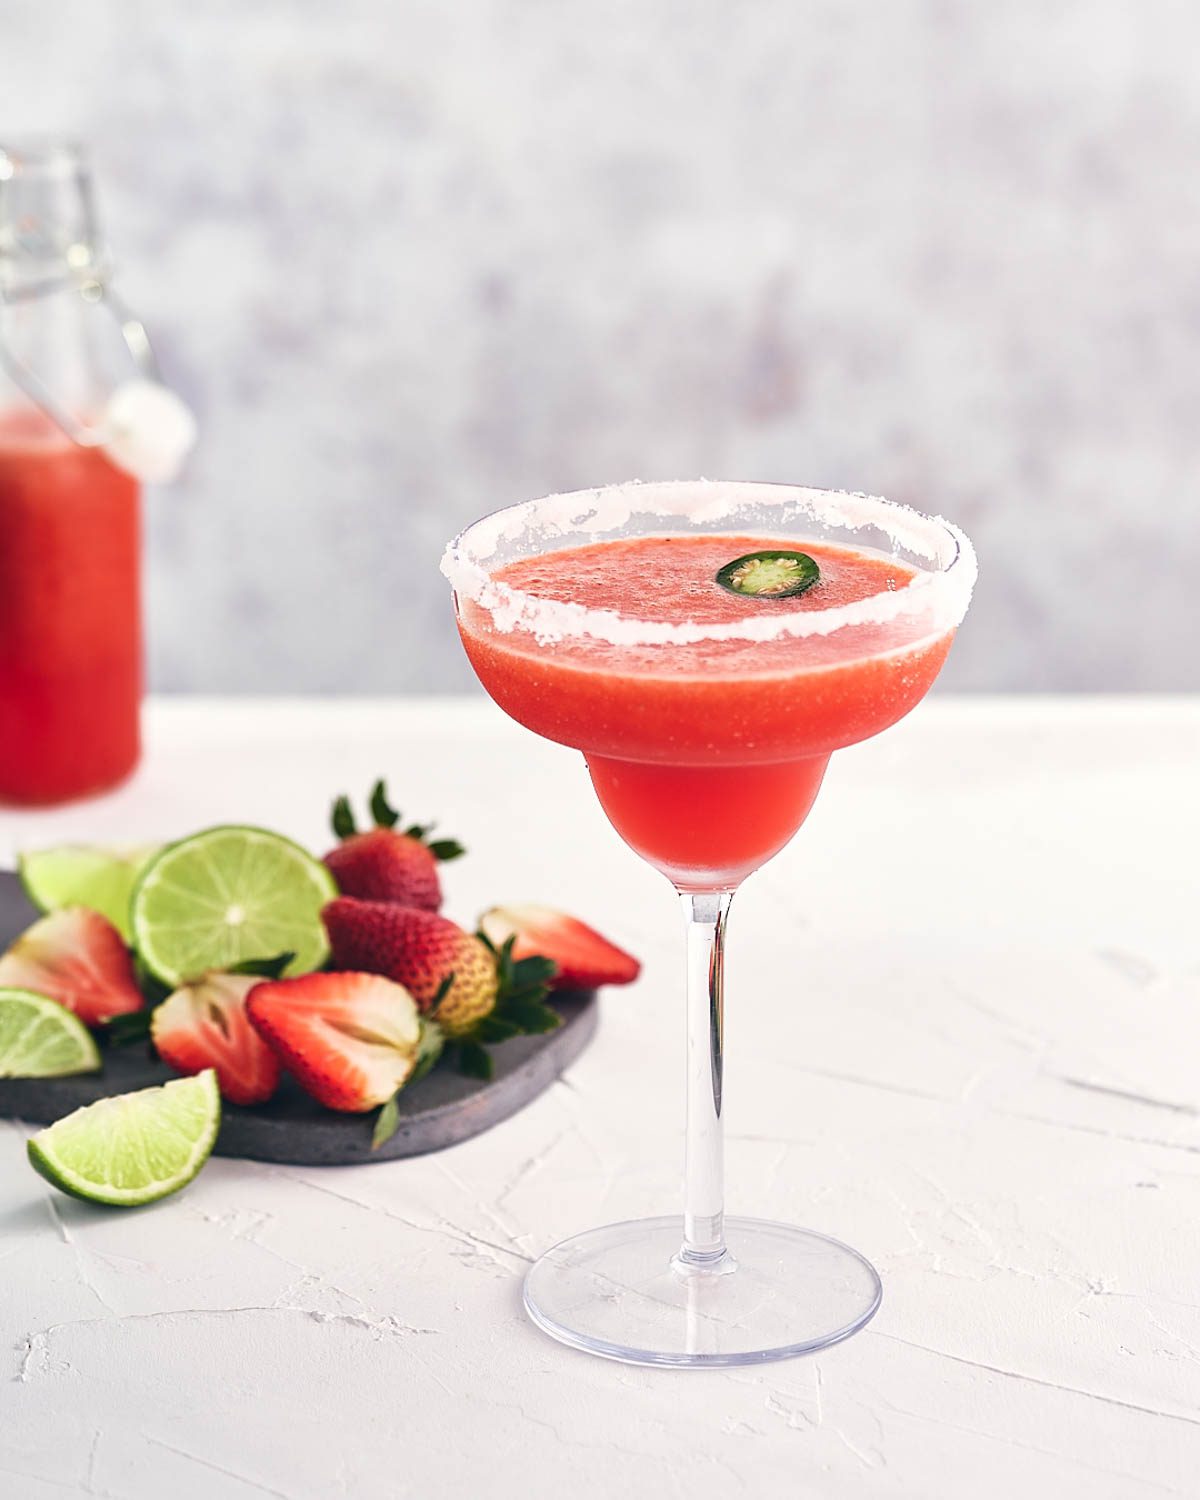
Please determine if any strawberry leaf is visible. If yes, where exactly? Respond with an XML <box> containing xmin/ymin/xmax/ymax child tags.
<box><xmin>133</xmin><ymin>956</ymin><xmax>172</xmax><ymax>1008</ymax></box>
<box><xmin>473</xmin><ymin>937</ymin><xmax>560</xmax><ymax>1043</ymax></box>
<box><xmin>410</xmin><ymin>1020</ymin><xmax>444</xmax><ymax>1083</ymax></box>
<box><xmin>331</xmin><ymin>795</ymin><xmax>357</xmax><ymax>840</ymax></box>
<box><xmin>457</xmin><ymin>1041</ymin><xmax>494</xmax><ymax>1081</ymax></box>
<box><xmin>491</xmin><ymin>934</ymin><xmax>517</xmax><ymax>993</ymax></box>
<box><xmin>510</xmin><ymin>954</ymin><xmax>558</xmax><ymax>990</ymax></box>
<box><xmin>229</xmin><ymin>952</ymin><xmax>296</xmax><ymax>979</ymax></box>
<box><xmin>371</xmin><ymin>1094</ymin><xmax>401</xmax><ymax>1150</ymax></box>
<box><xmin>504</xmin><ymin>1000</ymin><xmax>562</xmax><ymax>1035</ymax></box>
<box><xmin>504</xmin><ymin>985</ymin><xmax>552</xmax><ymax>1008</ymax></box>
<box><xmin>98</xmin><ymin>1009</ymin><xmax>155</xmax><ymax>1047</ymax></box>
<box><xmin>369</xmin><ymin>780</ymin><xmax>401</xmax><ymax>830</ymax></box>
<box><xmin>428</xmin><ymin>839</ymin><xmax>466</xmax><ymax>862</ymax></box>
<box><xmin>474</xmin><ymin>1015</ymin><xmax>522</xmax><ymax>1044</ymax></box>
<box><xmin>429</xmin><ymin>972</ymin><xmax>455</xmax><ymax>1015</ymax></box>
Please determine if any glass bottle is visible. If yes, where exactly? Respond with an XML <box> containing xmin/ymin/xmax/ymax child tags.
<box><xmin>0</xmin><ymin>140</ymin><xmax>189</xmax><ymax>805</ymax></box>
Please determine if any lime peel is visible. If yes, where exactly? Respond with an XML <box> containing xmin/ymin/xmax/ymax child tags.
<box><xmin>27</xmin><ymin>1070</ymin><xmax>221</xmax><ymax>1207</ymax></box>
<box><xmin>130</xmin><ymin>826</ymin><xmax>336</xmax><ymax>988</ymax></box>
<box><xmin>0</xmin><ymin>988</ymin><xmax>102</xmax><ymax>1078</ymax></box>
<box><xmin>18</xmin><ymin>844</ymin><xmax>160</xmax><ymax>943</ymax></box>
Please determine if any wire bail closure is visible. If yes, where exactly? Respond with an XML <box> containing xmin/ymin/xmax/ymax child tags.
<box><xmin>0</xmin><ymin>264</ymin><xmax>162</xmax><ymax>448</ymax></box>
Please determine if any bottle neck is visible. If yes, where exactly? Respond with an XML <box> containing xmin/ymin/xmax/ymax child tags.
<box><xmin>1</xmin><ymin>141</ymin><xmax>119</xmax><ymax>436</ymax></box>
<box><xmin>0</xmin><ymin>287</ymin><xmax>112</xmax><ymax>427</ymax></box>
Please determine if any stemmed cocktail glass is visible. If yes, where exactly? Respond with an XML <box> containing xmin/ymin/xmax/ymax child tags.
<box><xmin>442</xmin><ymin>480</ymin><xmax>975</xmax><ymax>1367</ymax></box>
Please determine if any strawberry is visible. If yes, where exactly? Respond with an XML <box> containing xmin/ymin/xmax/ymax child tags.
<box><xmin>323</xmin><ymin>779</ymin><xmax>464</xmax><ymax>911</ymax></box>
<box><xmin>0</xmin><ymin>907</ymin><xmax>143</xmax><ymax>1025</ymax></box>
<box><xmin>246</xmin><ymin>970</ymin><xmax>439</xmax><ymax>1114</ymax></box>
<box><xmin>152</xmin><ymin>973</ymin><xmax>281</xmax><ymax>1106</ymax></box>
<box><xmin>322</xmin><ymin>898</ymin><xmax>558</xmax><ymax>1058</ymax></box>
<box><xmin>479</xmin><ymin>904</ymin><xmax>641</xmax><ymax>990</ymax></box>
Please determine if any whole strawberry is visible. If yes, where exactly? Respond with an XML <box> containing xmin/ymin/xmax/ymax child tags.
<box><xmin>324</xmin><ymin>780</ymin><xmax>464</xmax><ymax>911</ymax></box>
<box><xmin>323</xmin><ymin>898</ymin><xmax>558</xmax><ymax>1066</ymax></box>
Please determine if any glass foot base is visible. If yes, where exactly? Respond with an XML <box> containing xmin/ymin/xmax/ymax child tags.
<box><xmin>523</xmin><ymin>1215</ymin><xmax>882</xmax><ymax>1368</ymax></box>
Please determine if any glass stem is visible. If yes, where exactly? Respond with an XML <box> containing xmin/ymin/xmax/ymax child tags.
<box><xmin>676</xmin><ymin>889</ymin><xmax>734</xmax><ymax>1270</ymax></box>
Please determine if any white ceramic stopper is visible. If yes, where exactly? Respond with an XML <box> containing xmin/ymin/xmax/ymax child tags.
<box><xmin>102</xmin><ymin>379</ymin><xmax>197</xmax><ymax>483</ymax></box>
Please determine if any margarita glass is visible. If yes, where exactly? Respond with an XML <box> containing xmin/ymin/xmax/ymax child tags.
<box><xmin>442</xmin><ymin>480</ymin><xmax>975</xmax><ymax>1367</ymax></box>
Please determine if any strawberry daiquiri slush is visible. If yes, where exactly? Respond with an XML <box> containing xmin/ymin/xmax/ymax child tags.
<box><xmin>460</xmin><ymin>533</ymin><xmax>952</xmax><ymax>889</ymax></box>
<box><xmin>443</xmin><ymin>480</ymin><xmax>976</xmax><ymax>1367</ymax></box>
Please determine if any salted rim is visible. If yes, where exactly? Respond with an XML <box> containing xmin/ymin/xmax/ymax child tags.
<box><xmin>440</xmin><ymin>480</ymin><xmax>977</xmax><ymax>647</ymax></box>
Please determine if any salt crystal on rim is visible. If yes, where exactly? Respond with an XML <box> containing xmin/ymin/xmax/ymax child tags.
<box><xmin>441</xmin><ymin>480</ymin><xmax>976</xmax><ymax>649</ymax></box>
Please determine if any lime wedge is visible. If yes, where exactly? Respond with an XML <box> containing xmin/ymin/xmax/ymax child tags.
<box><xmin>130</xmin><ymin>826</ymin><xmax>336</xmax><ymax>988</ymax></box>
<box><xmin>18</xmin><ymin>844</ymin><xmax>159</xmax><ymax>943</ymax></box>
<box><xmin>0</xmin><ymin>988</ymin><xmax>102</xmax><ymax>1078</ymax></box>
<box><xmin>27</xmin><ymin>1070</ymin><xmax>220</xmax><ymax>1206</ymax></box>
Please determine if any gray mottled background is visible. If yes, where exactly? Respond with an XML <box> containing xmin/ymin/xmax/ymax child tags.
<box><xmin>4</xmin><ymin>1</ymin><xmax>1197</xmax><ymax>693</ymax></box>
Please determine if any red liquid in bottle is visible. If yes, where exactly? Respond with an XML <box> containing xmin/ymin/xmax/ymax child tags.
<box><xmin>0</xmin><ymin>408</ymin><xmax>141</xmax><ymax>804</ymax></box>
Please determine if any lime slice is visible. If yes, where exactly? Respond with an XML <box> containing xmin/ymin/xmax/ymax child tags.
<box><xmin>714</xmin><ymin>549</ymin><xmax>820</xmax><ymax>600</ymax></box>
<box><xmin>130</xmin><ymin>826</ymin><xmax>336</xmax><ymax>988</ymax></box>
<box><xmin>0</xmin><ymin>988</ymin><xmax>102</xmax><ymax>1078</ymax></box>
<box><xmin>27</xmin><ymin>1070</ymin><xmax>220</xmax><ymax>1206</ymax></box>
<box><xmin>18</xmin><ymin>844</ymin><xmax>159</xmax><ymax>943</ymax></box>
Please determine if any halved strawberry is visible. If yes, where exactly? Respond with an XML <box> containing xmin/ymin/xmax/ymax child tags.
<box><xmin>478</xmin><ymin>905</ymin><xmax>640</xmax><ymax>990</ymax></box>
<box><xmin>246</xmin><ymin>971</ymin><xmax>438</xmax><ymax>1112</ymax></box>
<box><xmin>324</xmin><ymin>780</ymin><xmax>464</xmax><ymax>911</ymax></box>
<box><xmin>0</xmin><ymin>907</ymin><xmax>143</xmax><ymax>1025</ymax></box>
<box><xmin>152</xmin><ymin>973</ymin><xmax>280</xmax><ymax>1105</ymax></box>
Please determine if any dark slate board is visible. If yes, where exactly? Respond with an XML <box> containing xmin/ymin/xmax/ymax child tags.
<box><xmin>0</xmin><ymin>870</ymin><xmax>597</xmax><ymax>1165</ymax></box>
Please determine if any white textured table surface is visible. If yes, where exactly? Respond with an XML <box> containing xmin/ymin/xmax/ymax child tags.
<box><xmin>1</xmin><ymin>696</ymin><xmax>1197</xmax><ymax>1499</ymax></box>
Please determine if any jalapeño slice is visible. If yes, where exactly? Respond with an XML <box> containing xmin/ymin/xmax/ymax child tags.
<box><xmin>715</xmin><ymin>549</ymin><xmax>820</xmax><ymax>600</ymax></box>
